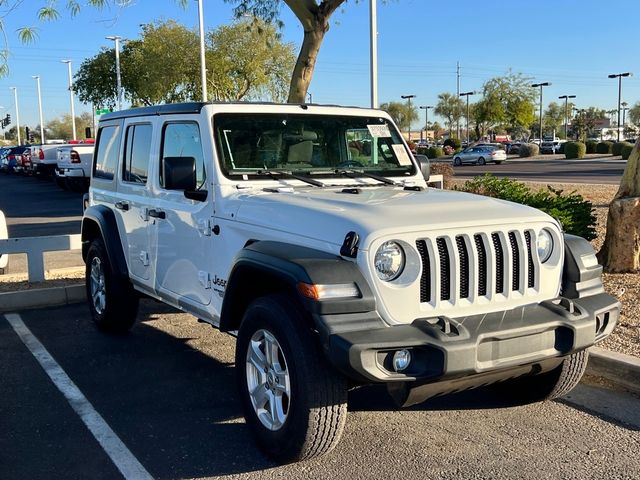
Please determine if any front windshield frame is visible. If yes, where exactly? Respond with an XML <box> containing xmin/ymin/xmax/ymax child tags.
<box><xmin>212</xmin><ymin>112</ymin><xmax>417</xmax><ymax>181</ymax></box>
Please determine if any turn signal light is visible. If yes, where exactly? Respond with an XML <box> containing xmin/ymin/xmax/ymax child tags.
<box><xmin>297</xmin><ymin>282</ymin><xmax>360</xmax><ymax>300</ymax></box>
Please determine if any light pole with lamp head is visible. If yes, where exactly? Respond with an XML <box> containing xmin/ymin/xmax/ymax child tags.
<box><xmin>608</xmin><ymin>72</ymin><xmax>632</xmax><ymax>141</ymax></box>
<box><xmin>32</xmin><ymin>76</ymin><xmax>45</xmax><ymax>143</ymax></box>
<box><xmin>419</xmin><ymin>105</ymin><xmax>433</xmax><ymax>142</ymax></box>
<box><xmin>197</xmin><ymin>0</ymin><xmax>207</xmax><ymax>102</ymax></box>
<box><xmin>401</xmin><ymin>94</ymin><xmax>416</xmax><ymax>141</ymax></box>
<box><xmin>558</xmin><ymin>94</ymin><xmax>576</xmax><ymax>140</ymax></box>
<box><xmin>532</xmin><ymin>82</ymin><xmax>551</xmax><ymax>142</ymax></box>
<box><xmin>105</xmin><ymin>35</ymin><xmax>123</xmax><ymax>110</ymax></box>
<box><xmin>61</xmin><ymin>60</ymin><xmax>76</xmax><ymax>140</ymax></box>
<box><xmin>459</xmin><ymin>91</ymin><xmax>476</xmax><ymax>145</ymax></box>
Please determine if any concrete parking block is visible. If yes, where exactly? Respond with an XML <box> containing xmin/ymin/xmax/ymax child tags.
<box><xmin>0</xmin><ymin>284</ymin><xmax>85</xmax><ymax>312</ymax></box>
<box><xmin>587</xmin><ymin>347</ymin><xmax>640</xmax><ymax>394</ymax></box>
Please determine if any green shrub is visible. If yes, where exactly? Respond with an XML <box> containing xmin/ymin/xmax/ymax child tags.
<box><xmin>621</xmin><ymin>142</ymin><xmax>635</xmax><ymax>160</ymax></box>
<box><xmin>429</xmin><ymin>162</ymin><xmax>454</xmax><ymax>188</ymax></box>
<box><xmin>564</xmin><ymin>141</ymin><xmax>586</xmax><ymax>159</ymax></box>
<box><xmin>457</xmin><ymin>174</ymin><xmax>596</xmax><ymax>240</ymax></box>
<box><xmin>427</xmin><ymin>146</ymin><xmax>444</xmax><ymax>158</ymax></box>
<box><xmin>585</xmin><ymin>140</ymin><xmax>598</xmax><ymax>154</ymax></box>
<box><xmin>612</xmin><ymin>141</ymin><xmax>628</xmax><ymax>156</ymax></box>
<box><xmin>596</xmin><ymin>141</ymin><xmax>613</xmax><ymax>154</ymax></box>
<box><xmin>444</xmin><ymin>137</ymin><xmax>461</xmax><ymax>150</ymax></box>
<box><xmin>416</xmin><ymin>146</ymin><xmax>429</xmax><ymax>156</ymax></box>
<box><xmin>519</xmin><ymin>143</ymin><xmax>540</xmax><ymax>157</ymax></box>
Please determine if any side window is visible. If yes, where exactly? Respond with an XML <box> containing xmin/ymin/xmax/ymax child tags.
<box><xmin>122</xmin><ymin>124</ymin><xmax>152</xmax><ymax>184</ymax></box>
<box><xmin>93</xmin><ymin>125</ymin><xmax>122</xmax><ymax>181</ymax></box>
<box><xmin>160</xmin><ymin>122</ymin><xmax>205</xmax><ymax>189</ymax></box>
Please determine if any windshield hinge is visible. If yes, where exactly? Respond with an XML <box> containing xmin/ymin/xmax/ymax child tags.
<box><xmin>198</xmin><ymin>218</ymin><xmax>212</xmax><ymax>236</ymax></box>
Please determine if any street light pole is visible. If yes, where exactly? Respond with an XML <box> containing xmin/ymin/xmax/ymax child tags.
<box><xmin>10</xmin><ymin>87</ymin><xmax>20</xmax><ymax>145</ymax></box>
<box><xmin>401</xmin><ymin>94</ymin><xmax>416</xmax><ymax>141</ymax></box>
<box><xmin>558</xmin><ymin>94</ymin><xmax>576</xmax><ymax>140</ymax></box>
<box><xmin>105</xmin><ymin>35</ymin><xmax>123</xmax><ymax>110</ymax></box>
<box><xmin>608</xmin><ymin>72</ymin><xmax>632</xmax><ymax>141</ymax></box>
<box><xmin>61</xmin><ymin>60</ymin><xmax>77</xmax><ymax>140</ymax></box>
<box><xmin>532</xmin><ymin>82</ymin><xmax>551</xmax><ymax>142</ymax></box>
<box><xmin>622</xmin><ymin>101</ymin><xmax>629</xmax><ymax>137</ymax></box>
<box><xmin>32</xmin><ymin>76</ymin><xmax>45</xmax><ymax>143</ymax></box>
<box><xmin>369</xmin><ymin>0</ymin><xmax>378</xmax><ymax>108</ymax></box>
<box><xmin>419</xmin><ymin>105</ymin><xmax>433</xmax><ymax>142</ymax></box>
<box><xmin>197</xmin><ymin>0</ymin><xmax>208</xmax><ymax>102</ymax></box>
<box><xmin>459</xmin><ymin>91</ymin><xmax>476</xmax><ymax>145</ymax></box>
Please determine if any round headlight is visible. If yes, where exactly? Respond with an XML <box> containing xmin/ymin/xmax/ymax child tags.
<box><xmin>375</xmin><ymin>241</ymin><xmax>405</xmax><ymax>281</ymax></box>
<box><xmin>537</xmin><ymin>229</ymin><xmax>554</xmax><ymax>263</ymax></box>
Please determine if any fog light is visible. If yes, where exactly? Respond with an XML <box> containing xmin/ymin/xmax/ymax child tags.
<box><xmin>392</xmin><ymin>349</ymin><xmax>411</xmax><ymax>372</ymax></box>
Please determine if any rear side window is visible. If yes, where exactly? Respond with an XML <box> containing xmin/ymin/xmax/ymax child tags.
<box><xmin>122</xmin><ymin>124</ymin><xmax>152</xmax><ymax>184</ymax></box>
<box><xmin>94</xmin><ymin>125</ymin><xmax>122</xmax><ymax>180</ymax></box>
<box><xmin>160</xmin><ymin>122</ymin><xmax>205</xmax><ymax>189</ymax></box>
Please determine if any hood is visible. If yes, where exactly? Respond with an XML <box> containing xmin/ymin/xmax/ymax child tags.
<box><xmin>228</xmin><ymin>186</ymin><xmax>558</xmax><ymax>250</ymax></box>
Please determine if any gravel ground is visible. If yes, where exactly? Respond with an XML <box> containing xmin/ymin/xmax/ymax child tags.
<box><xmin>1</xmin><ymin>182</ymin><xmax>637</xmax><ymax>358</ymax></box>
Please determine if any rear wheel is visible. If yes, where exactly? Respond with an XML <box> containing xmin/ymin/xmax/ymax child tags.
<box><xmin>477</xmin><ymin>157</ymin><xmax>486</xmax><ymax>165</ymax></box>
<box><xmin>496</xmin><ymin>350</ymin><xmax>589</xmax><ymax>402</ymax></box>
<box><xmin>495</xmin><ymin>161</ymin><xmax>503</xmax><ymax>165</ymax></box>
<box><xmin>236</xmin><ymin>294</ymin><xmax>348</xmax><ymax>463</ymax></box>
<box><xmin>85</xmin><ymin>238</ymin><xmax>139</xmax><ymax>332</ymax></box>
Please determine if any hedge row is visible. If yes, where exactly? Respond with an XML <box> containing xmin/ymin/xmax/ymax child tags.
<box><xmin>457</xmin><ymin>174</ymin><xmax>596</xmax><ymax>240</ymax></box>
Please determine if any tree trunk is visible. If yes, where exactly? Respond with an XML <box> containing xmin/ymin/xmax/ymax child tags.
<box><xmin>287</xmin><ymin>25</ymin><xmax>326</xmax><ymax>103</ymax></box>
<box><xmin>597</xmin><ymin>139</ymin><xmax>640</xmax><ymax>272</ymax></box>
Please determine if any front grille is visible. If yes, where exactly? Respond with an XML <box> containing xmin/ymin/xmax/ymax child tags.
<box><xmin>417</xmin><ymin>229</ymin><xmax>538</xmax><ymax>305</ymax></box>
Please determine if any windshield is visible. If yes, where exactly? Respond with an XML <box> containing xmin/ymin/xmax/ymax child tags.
<box><xmin>213</xmin><ymin>113</ymin><xmax>416</xmax><ymax>180</ymax></box>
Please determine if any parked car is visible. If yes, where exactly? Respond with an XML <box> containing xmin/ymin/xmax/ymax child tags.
<box><xmin>2</xmin><ymin>146</ymin><xmax>31</xmax><ymax>174</ymax></box>
<box><xmin>0</xmin><ymin>208</ymin><xmax>7</xmax><ymax>274</ymax></box>
<box><xmin>80</xmin><ymin>102</ymin><xmax>619</xmax><ymax>462</ymax></box>
<box><xmin>540</xmin><ymin>141</ymin><xmax>565</xmax><ymax>154</ymax></box>
<box><xmin>30</xmin><ymin>144</ymin><xmax>70</xmax><ymax>177</ymax></box>
<box><xmin>453</xmin><ymin>146</ymin><xmax>507</xmax><ymax>165</ymax></box>
<box><xmin>55</xmin><ymin>143</ymin><xmax>95</xmax><ymax>192</ymax></box>
<box><xmin>504</xmin><ymin>142</ymin><xmax>522</xmax><ymax>154</ymax></box>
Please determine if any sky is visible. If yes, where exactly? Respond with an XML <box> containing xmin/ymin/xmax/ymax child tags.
<box><xmin>1</xmin><ymin>0</ymin><xmax>639</xmax><ymax>130</ymax></box>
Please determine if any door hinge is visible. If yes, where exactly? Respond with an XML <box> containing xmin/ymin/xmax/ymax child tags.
<box><xmin>198</xmin><ymin>271</ymin><xmax>212</xmax><ymax>289</ymax></box>
<box><xmin>198</xmin><ymin>219</ymin><xmax>212</xmax><ymax>236</ymax></box>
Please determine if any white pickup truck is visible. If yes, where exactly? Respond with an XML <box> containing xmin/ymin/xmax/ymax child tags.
<box><xmin>55</xmin><ymin>142</ymin><xmax>95</xmax><ymax>191</ymax></box>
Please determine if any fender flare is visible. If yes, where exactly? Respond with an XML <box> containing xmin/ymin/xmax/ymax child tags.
<box><xmin>219</xmin><ymin>241</ymin><xmax>376</xmax><ymax>332</ymax></box>
<box><xmin>81</xmin><ymin>205</ymin><xmax>129</xmax><ymax>281</ymax></box>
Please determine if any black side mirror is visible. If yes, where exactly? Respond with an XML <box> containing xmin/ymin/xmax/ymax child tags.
<box><xmin>414</xmin><ymin>154</ymin><xmax>430</xmax><ymax>180</ymax></box>
<box><xmin>163</xmin><ymin>156</ymin><xmax>196</xmax><ymax>191</ymax></box>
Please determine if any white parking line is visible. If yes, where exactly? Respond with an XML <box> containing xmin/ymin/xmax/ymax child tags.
<box><xmin>4</xmin><ymin>313</ymin><xmax>154</xmax><ymax>480</ymax></box>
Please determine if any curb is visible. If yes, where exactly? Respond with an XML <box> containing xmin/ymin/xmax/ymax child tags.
<box><xmin>586</xmin><ymin>347</ymin><xmax>640</xmax><ymax>394</ymax></box>
<box><xmin>0</xmin><ymin>284</ymin><xmax>86</xmax><ymax>313</ymax></box>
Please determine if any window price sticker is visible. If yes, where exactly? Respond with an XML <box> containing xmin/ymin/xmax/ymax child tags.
<box><xmin>367</xmin><ymin>124</ymin><xmax>391</xmax><ymax>138</ymax></box>
<box><xmin>392</xmin><ymin>144</ymin><xmax>412</xmax><ymax>166</ymax></box>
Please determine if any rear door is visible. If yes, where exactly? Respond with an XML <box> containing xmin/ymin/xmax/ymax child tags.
<box><xmin>116</xmin><ymin>121</ymin><xmax>154</xmax><ymax>282</ymax></box>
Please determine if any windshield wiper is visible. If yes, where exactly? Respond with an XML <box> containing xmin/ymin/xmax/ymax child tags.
<box><xmin>337</xmin><ymin>169</ymin><xmax>399</xmax><ymax>186</ymax></box>
<box><xmin>255</xmin><ymin>169</ymin><xmax>325</xmax><ymax>187</ymax></box>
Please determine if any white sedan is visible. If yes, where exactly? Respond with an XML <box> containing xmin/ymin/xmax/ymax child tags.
<box><xmin>452</xmin><ymin>146</ymin><xmax>507</xmax><ymax>166</ymax></box>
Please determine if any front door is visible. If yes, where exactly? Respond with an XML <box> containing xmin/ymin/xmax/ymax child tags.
<box><xmin>151</xmin><ymin>121</ymin><xmax>213</xmax><ymax>306</ymax></box>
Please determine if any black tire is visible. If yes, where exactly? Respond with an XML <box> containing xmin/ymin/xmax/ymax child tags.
<box><xmin>453</xmin><ymin>157</ymin><xmax>462</xmax><ymax>166</ymax></box>
<box><xmin>55</xmin><ymin>176</ymin><xmax>68</xmax><ymax>190</ymax></box>
<box><xmin>495</xmin><ymin>161</ymin><xmax>503</xmax><ymax>165</ymax></box>
<box><xmin>497</xmin><ymin>350</ymin><xmax>589</xmax><ymax>402</ymax></box>
<box><xmin>85</xmin><ymin>238</ymin><xmax>139</xmax><ymax>333</ymax></box>
<box><xmin>236</xmin><ymin>294</ymin><xmax>348</xmax><ymax>463</ymax></box>
<box><xmin>477</xmin><ymin>157</ymin><xmax>486</xmax><ymax>165</ymax></box>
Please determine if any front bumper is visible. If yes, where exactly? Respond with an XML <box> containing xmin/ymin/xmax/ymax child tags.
<box><xmin>323</xmin><ymin>292</ymin><xmax>619</xmax><ymax>384</ymax></box>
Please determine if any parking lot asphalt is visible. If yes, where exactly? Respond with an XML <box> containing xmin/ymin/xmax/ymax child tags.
<box><xmin>2</xmin><ymin>301</ymin><xmax>639</xmax><ymax>480</ymax></box>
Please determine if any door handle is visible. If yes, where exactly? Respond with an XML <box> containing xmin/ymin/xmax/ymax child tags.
<box><xmin>148</xmin><ymin>209</ymin><xmax>166</xmax><ymax>219</ymax></box>
<box><xmin>115</xmin><ymin>201</ymin><xmax>129</xmax><ymax>211</ymax></box>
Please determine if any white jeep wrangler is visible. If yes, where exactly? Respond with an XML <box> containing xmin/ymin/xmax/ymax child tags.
<box><xmin>81</xmin><ymin>102</ymin><xmax>620</xmax><ymax>462</ymax></box>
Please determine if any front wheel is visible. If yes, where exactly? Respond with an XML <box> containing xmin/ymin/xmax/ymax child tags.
<box><xmin>85</xmin><ymin>238</ymin><xmax>139</xmax><ymax>332</ymax></box>
<box><xmin>477</xmin><ymin>157</ymin><xmax>486</xmax><ymax>165</ymax></box>
<box><xmin>453</xmin><ymin>157</ymin><xmax>462</xmax><ymax>166</ymax></box>
<box><xmin>236</xmin><ymin>294</ymin><xmax>348</xmax><ymax>463</ymax></box>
